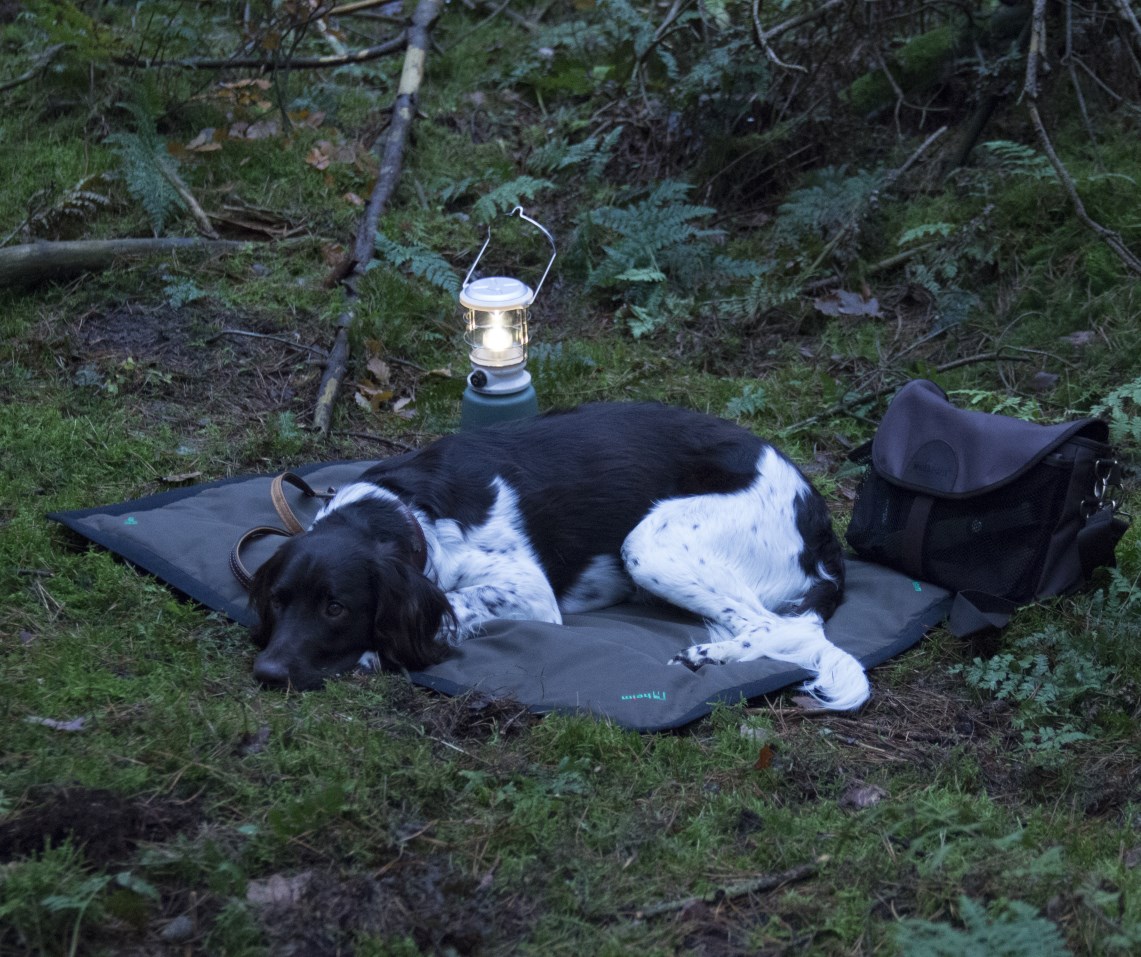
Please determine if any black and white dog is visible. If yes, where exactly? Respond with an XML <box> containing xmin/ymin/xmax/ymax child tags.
<box><xmin>249</xmin><ymin>403</ymin><xmax>869</xmax><ymax>710</ymax></box>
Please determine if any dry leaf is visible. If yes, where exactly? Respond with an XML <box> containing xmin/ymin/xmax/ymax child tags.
<box><xmin>246</xmin><ymin>871</ymin><xmax>312</xmax><ymax>908</ymax></box>
<box><xmin>243</xmin><ymin>119</ymin><xmax>280</xmax><ymax>141</ymax></box>
<box><xmin>753</xmin><ymin>743</ymin><xmax>775</xmax><ymax>770</ymax></box>
<box><xmin>185</xmin><ymin>128</ymin><xmax>222</xmax><ymax>152</ymax></box>
<box><xmin>839</xmin><ymin>782</ymin><xmax>888</xmax><ymax>810</ymax></box>
<box><xmin>237</xmin><ymin>724</ymin><xmax>271</xmax><ymax>756</ymax></box>
<box><xmin>813</xmin><ymin>289</ymin><xmax>882</xmax><ymax>319</ymax></box>
<box><xmin>161</xmin><ymin>470</ymin><xmax>202</xmax><ymax>484</ymax></box>
<box><xmin>26</xmin><ymin>715</ymin><xmax>88</xmax><ymax>733</ymax></box>
<box><xmin>392</xmin><ymin>395</ymin><xmax>414</xmax><ymax>414</ymax></box>
<box><xmin>366</xmin><ymin>356</ymin><xmax>391</xmax><ymax>383</ymax></box>
<box><xmin>343</xmin><ymin>192</ymin><xmax>365</xmax><ymax>207</ymax></box>
<box><xmin>1060</xmin><ymin>330</ymin><xmax>1097</xmax><ymax>348</ymax></box>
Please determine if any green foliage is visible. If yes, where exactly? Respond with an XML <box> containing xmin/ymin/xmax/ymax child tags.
<box><xmin>898</xmin><ymin>221</ymin><xmax>955</xmax><ymax>246</ymax></box>
<box><xmin>104</xmin><ymin>103</ymin><xmax>185</xmax><ymax>236</ymax></box>
<box><xmin>980</xmin><ymin>141</ymin><xmax>1055</xmax><ymax>180</ymax></box>
<box><xmin>1091</xmin><ymin>375</ymin><xmax>1141</xmax><ymax>447</ymax></box>
<box><xmin>774</xmin><ymin>166</ymin><xmax>884</xmax><ymax>243</ymax></box>
<box><xmin>952</xmin><ymin>624</ymin><xmax>1116</xmax><ymax>755</ymax></box>
<box><xmin>724</xmin><ymin>383</ymin><xmax>768</xmax><ymax>419</ymax></box>
<box><xmin>372</xmin><ymin>231</ymin><xmax>461</xmax><ymax>295</ymax></box>
<box><xmin>894</xmin><ymin>895</ymin><xmax>1070</xmax><ymax>957</ymax></box>
<box><xmin>472</xmin><ymin>176</ymin><xmax>556</xmax><ymax>223</ymax></box>
<box><xmin>0</xmin><ymin>843</ymin><xmax>110</xmax><ymax>957</ymax></box>
<box><xmin>585</xmin><ymin>180</ymin><xmax>757</xmax><ymax>307</ymax></box>
<box><xmin>526</xmin><ymin>127</ymin><xmax>624</xmax><ymax>180</ymax></box>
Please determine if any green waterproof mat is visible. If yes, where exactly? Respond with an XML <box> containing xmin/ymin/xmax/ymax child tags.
<box><xmin>50</xmin><ymin>461</ymin><xmax>952</xmax><ymax>731</ymax></box>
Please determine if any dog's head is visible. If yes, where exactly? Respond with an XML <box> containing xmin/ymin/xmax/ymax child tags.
<box><xmin>248</xmin><ymin>525</ymin><xmax>454</xmax><ymax>690</ymax></box>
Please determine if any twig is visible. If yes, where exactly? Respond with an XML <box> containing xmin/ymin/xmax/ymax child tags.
<box><xmin>633</xmin><ymin>862</ymin><xmax>818</xmax><ymax>919</ymax></box>
<box><xmin>313</xmin><ymin>0</ymin><xmax>443</xmax><ymax>436</ymax></box>
<box><xmin>1021</xmin><ymin>0</ymin><xmax>1141</xmax><ymax>276</ymax></box>
<box><xmin>159</xmin><ymin>163</ymin><xmax>219</xmax><ymax>239</ymax></box>
<box><xmin>0</xmin><ymin>43</ymin><xmax>69</xmax><ymax>94</ymax></box>
<box><xmin>209</xmin><ymin>328</ymin><xmax>328</xmax><ymax>356</ymax></box>
<box><xmin>750</xmin><ymin>0</ymin><xmax>808</xmax><ymax>73</ymax></box>
<box><xmin>112</xmin><ymin>35</ymin><xmax>406</xmax><ymax>71</ymax></box>
<box><xmin>783</xmin><ymin>351</ymin><xmax>1035</xmax><ymax>434</ymax></box>
<box><xmin>313</xmin><ymin>312</ymin><xmax>354</xmax><ymax>436</ymax></box>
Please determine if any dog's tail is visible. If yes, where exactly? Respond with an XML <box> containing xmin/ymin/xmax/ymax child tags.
<box><xmin>712</xmin><ymin>611</ymin><xmax>870</xmax><ymax>711</ymax></box>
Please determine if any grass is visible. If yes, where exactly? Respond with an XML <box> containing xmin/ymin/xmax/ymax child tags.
<box><xmin>2</xmin><ymin>2</ymin><xmax>1140</xmax><ymax>955</ymax></box>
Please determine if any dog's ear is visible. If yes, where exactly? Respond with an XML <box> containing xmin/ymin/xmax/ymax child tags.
<box><xmin>247</xmin><ymin>546</ymin><xmax>286</xmax><ymax>650</ymax></box>
<box><xmin>371</xmin><ymin>559</ymin><xmax>456</xmax><ymax>671</ymax></box>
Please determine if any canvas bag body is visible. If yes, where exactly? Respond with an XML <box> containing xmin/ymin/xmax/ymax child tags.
<box><xmin>845</xmin><ymin>380</ymin><xmax>1128</xmax><ymax>633</ymax></box>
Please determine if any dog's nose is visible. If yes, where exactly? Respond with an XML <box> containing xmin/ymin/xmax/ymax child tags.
<box><xmin>253</xmin><ymin>656</ymin><xmax>290</xmax><ymax>688</ymax></box>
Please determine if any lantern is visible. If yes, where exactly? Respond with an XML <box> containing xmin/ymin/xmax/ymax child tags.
<box><xmin>459</xmin><ymin>207</ymin><xmax>556</xmax><ymax>430</ymax></box>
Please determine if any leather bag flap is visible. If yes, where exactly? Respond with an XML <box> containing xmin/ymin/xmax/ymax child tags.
<box><xmin>872</xmin><ymin>380</ymin><xmax>1108</xmax><ymax>498</ymax></box>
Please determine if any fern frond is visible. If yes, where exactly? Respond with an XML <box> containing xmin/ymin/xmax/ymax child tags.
<box><xmin>372</xmin><ymin>232</ymin><xmax>460</xmax><ymax>294</ymax></box>
<box><xmin>27</xmin><ymin>174</ymin><xmax>112</xmax><ymax>239</ymax></box>
<box><xmin>106</xmin><ymin>106</ymin><xmax>185</xmax><ymax>236</ymax></box>
<box><xmin>473</xmin><ymin>176</ymin><xmax>556</xmax><ymax>223</ymax></box>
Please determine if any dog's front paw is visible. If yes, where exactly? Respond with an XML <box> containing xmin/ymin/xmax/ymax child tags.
<box><xmin>355</xmin><ymin>651</ymin><xmax>381</xmax><ymax>674</ymax></box>
<box><xmin>669</xmin><ymin>645</ymin><xmax>722</xmax><ymax>670</ymax></box>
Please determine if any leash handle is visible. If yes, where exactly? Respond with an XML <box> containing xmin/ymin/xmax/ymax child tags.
<box><xmin>271</xmin><ymin>471</ymin><xmax>334</xmax><ymax>533</ymax></box>
<box><xmin>229</xmin><ymin>525</ymin><xmax>294</xmax><ymax>591</ymax></box>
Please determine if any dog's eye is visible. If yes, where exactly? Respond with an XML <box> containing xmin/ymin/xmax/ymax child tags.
<box><xmin>325</xmin><ymin>601</ymin><xmax>346</xmax><ymax>618</ymax></box>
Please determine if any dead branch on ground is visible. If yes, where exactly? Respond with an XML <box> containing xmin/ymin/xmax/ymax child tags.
<box><xmin>312</xmin><ymin>0</ymin><xmax>444</xmax><ymax>436</ymax></box>
<box><xmin>0</xmin><ymin>44</ymin><xmax>70</xmax><ymax>94</ymax></box>
<box><xmin>112</xmin><ymin>35</ymin><xmax>406</xmax><ymax>71</ymax></box>
<box><xmin>633</xmin><ymin>862</ymin><xmax>818</xmax><ymax>919</ymax></box>
<box><xmin>0</xmin><ymin>238</ymin><xmax>249</xmax><ymax>289</ymax></box>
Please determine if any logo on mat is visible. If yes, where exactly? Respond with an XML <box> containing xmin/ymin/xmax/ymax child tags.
<box><xmin>620</xmin><ymin>691</ymin><xmax>667</xmax><ymax>702</ymax></box>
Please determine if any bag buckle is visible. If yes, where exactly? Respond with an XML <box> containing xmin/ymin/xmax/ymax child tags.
<box><xmin>1084</xmin><ymin>458</ymin><xmax>1122</xmax><ymax>517</ymax></box>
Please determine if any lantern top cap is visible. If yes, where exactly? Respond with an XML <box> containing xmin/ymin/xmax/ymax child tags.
<box><xmin>460</xmin><ymin>276</ymin><xmax>533</xmax><ymax>310</ymax></box>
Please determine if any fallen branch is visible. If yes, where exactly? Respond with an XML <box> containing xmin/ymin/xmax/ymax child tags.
<box><xmin>112</xmin><ymin>35</ymin><xmax>406</xmax><ymax>71</ymax></box>
<box><xmin>0</xmin><ymin>238</ymin><xmax>248</xmax><ymax>289</ymax></box>
<box><xmin>313</xmin><ymin>0</ymin><xmax>443</xmax><ymax>436</ymax></box>
<box><xmin>783</xmin><ymin>350</ymin><xmax>1036</xmax><ymax>434</ymax></box>
<box><xmin>633</xmin><ymin>862</ymin><xmax>818</xmax><ymax>919</ymax></box>
<box><xmin>0</xmin><ymin>43</ymin><xmax>69</xmax><ymax>94</ymax></box>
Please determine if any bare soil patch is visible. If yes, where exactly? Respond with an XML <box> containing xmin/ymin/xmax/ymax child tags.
<box><xmin>0</xmin><ymin>785</ymin><xmax>200</xmax><ymax>864</ymax></box>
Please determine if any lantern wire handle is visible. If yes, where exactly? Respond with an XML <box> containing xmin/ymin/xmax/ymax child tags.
<box><xmin>461</xmin><ymin>207</ymin><xmax>557</xmax><ymax>300</ymax></box>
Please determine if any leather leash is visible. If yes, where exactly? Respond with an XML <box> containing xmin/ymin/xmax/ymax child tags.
<box><xmin>230</xmin><ymin>471</ymin><xmax>428</xmax><ymax>590</ymax></box>
<box><xmin>230</xmin><ymin>472</ymin><xmax>334</xmax><ymax>590</ymax></box>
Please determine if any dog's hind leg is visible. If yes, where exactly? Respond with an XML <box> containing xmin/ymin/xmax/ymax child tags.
<box><xmin>619</xmin><ymin>450</ymin><xmax>869</xmax><ymax>711</ymax></box>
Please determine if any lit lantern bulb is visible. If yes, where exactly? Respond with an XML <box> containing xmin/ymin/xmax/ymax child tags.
<box><xmin>482</xmin><ymin>314</ymin><xmax>513</xmax><ymax>354</ymax></box>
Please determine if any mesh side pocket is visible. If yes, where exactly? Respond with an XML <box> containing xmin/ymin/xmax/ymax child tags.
<box><xmin>846</xmin><ymin>463</ymin><xmax>1070</xmax><ymax>599</ymax></box>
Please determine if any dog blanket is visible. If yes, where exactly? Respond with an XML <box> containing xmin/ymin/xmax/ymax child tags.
<box><xmin>49</xmin><ymin>461</ymin><xmax>951</xmax><ymax>731</ymax></box>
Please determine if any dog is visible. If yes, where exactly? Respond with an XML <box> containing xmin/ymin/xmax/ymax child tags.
<box><xmin>249</xmin><ymin>402</ymin><xmax>869</xmax><ymax>710</ymax></box>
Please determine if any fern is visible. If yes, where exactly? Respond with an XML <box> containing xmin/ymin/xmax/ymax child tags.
<box><xmin>951</xmin><ymin>623</ymin><xmax>1114</xmax><ymax>755</ymax></box>
<box><xmin>725</xmin><ymin>383</ymin><xmax>767</xmax><ymax>418</ymax></box>
<box><xmin>980</xmin><ymin>140</ymin><xmax>1054</xmax><ymax>180</ymax></box>
<box><xmin>526</xmin><ymin>127</ymin><xmax>623</xmax><ymax>179</ymax></box>
<box><xmin>898</xmin><ymin>222</ymin><xmax>954</xmax><ymax>246</ymax></box>
<box><xmin>105</xmin><ymin>103</ymin><xmax>184</xmax><ymax>236</ymax></box>
<box><xmin>718</xmin><ymin>261</ymin><xmax>799</xmax><ymax>321</ymax></box>
<box><xmin>585</xmin><ymin>180</ymin><xmax>756</xmax><ymax>302</ymax></box>
<box><xmin>24</xmin><ymin>175</ymin><xmax>112</xmax><ymax>240</ymax></box>
<box><xmin>472</xmin><ymin>176</ymin><xmax>555</xmax><ymax>223</ymax></box>
<box><xmin>894</xmin><ymin>895</ymin><xmax>1070</xmax><ymax>957</ymax></box>
<box><xmin>371</xmin><ymin>233</ymin><xmax>460</xmax><ymax>294</ymax></box>
<box><xmin>774</xmin><ymin>166</ymin><xmax>884</xmax><ymax>243</ymax></box>
<box><xmin>1090</xmin><ymin>375</ymin><xmax>1141</xmax><ymax>446</ymax></box>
